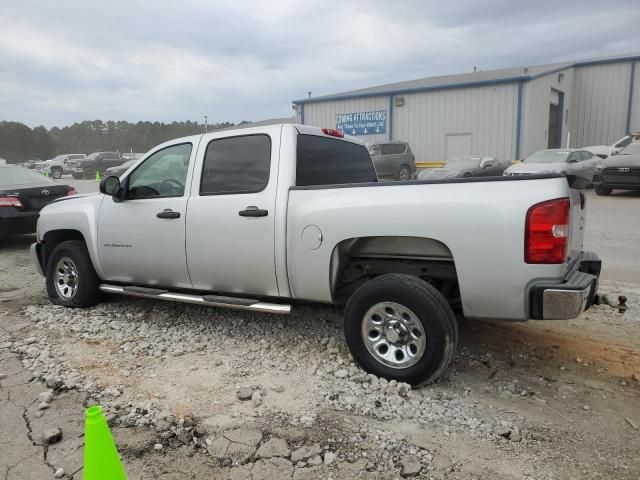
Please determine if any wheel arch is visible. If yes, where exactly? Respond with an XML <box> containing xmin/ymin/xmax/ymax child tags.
<box><xmin>329</xmin><ymin>236</ymin><xmax>459</xmax><ymax>306</ymax></box>
<box><xmin>41</xmin><ymin>229</ymin><xmax>87</xmax><ymax>271</ymax></box>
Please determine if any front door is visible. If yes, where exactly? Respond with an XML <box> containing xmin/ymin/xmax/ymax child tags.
<box><xmin>186</xmin><ymin>131</ymin><xmax>279</xmax><ymax>297</ymax></box>
<box><xmin>97</xmin><ymin>142</ymin><xmax>196</xmax><ymax>288</ymax></box>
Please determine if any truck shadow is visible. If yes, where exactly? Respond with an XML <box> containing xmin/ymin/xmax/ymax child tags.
<box><xmin>0</xmin><ymin>234</ymin><xmax>35</xmax><ymax>251</ymax></box>
<box><xmin>456</xmin><ymin>315</ymin><xmax>640</xmax><ymax>379</ymax></box>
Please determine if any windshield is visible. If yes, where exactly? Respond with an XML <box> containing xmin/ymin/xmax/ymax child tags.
<box><xmin>0</xmin><ymin>167</ymin><xmax>54</xmax><ymax>186</ymax></box>
<box><xmin>619</xmin><ymin>143</ymin><xmax>640</xmax><ymax>155</ymax></box>
<box><xmin>85</xmin><ymin>153</ymin><xmax>100</xmax><ymax>159</ymax></box>
<box><xmin>524</xmin><ymin>150</ymin><xmax>570</xmax><ymax>164</ymax></box>
<box><xmin>443</xmin><ymin>157</ymin><xmax>481</xmax><ymax>169</ymax></box>
<box><xmin>120</xmin><ymin>159</ymin><xmax>136</xmax><ymax>168</ymax></box>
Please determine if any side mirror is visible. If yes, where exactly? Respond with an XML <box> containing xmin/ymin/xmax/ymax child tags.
<box><xmin>100</xmin><ymin>176</ymin><xmax>121</xmax><ymax>196</ymax></box>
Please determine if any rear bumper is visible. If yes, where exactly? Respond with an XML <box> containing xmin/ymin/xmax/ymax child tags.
<box><xmin>0</xmin><ymin>211</ymin><xmax>39</xmax><ymax>237</ymax></box>
<box><xmin>529</xmin><ymin>252</ymin><xmax>601</xmax><ymax>320</ymax></box>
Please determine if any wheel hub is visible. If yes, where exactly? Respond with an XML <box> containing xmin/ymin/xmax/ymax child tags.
<box><xmin>54</xmin><ymin>257</ymin><xmax>79</xmax><ymax>300</ymax></box>
<box><xmin>361</xmin><ymin>301</ymin><xmax>427</xmax><ymax>369</ymax></box>
<box><xmin>384</xmin><ymin>321</ymin><xmax>408</xmax><ymax>344</ymax></box>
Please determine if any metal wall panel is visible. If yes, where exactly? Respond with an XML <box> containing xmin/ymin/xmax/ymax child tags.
<box><xmin>570</xmin><ymin>62</ymin><xmax>632</xmax><ymax>147</ymax></box>
<box><xmin>391</xmin><ymin>84</ymin><xmax>519</xmax><ymax>162</ymax></box>
<box><xmin>302</xmin><ymin>97</ymin><xmax>389</xmax><ymax>143</ymax></box>
<box><xmin>520</xmin><ymin>68</ymin><xmax>574</xmax><ymax>157</ymax></box>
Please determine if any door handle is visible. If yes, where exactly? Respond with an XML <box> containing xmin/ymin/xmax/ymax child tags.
<box><xmin>156</xmin><ymin>209</ymin><xmax>181</xmax><ymax>219</ymax></box>
<box><xmin>239</xmin><ymin>206</ymin><xmax>268</xmax><ymax>217</ymax></box>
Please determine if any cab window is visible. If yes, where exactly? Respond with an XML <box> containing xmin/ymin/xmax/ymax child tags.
<box><xmin>200</xmin><ymin>134</ymin><xmax>271</xmax><ymax>195</ymax></box>
<box><xmin>127</xmin><ymin>143</ymin><xmax>192</xmax><ymax>199</ymax></box>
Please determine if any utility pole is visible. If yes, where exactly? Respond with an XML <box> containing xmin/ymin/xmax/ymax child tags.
<box><xmin>204</xmin><ymin>115</ymin><xmax>208</xmax><ymax>133</ymax></box>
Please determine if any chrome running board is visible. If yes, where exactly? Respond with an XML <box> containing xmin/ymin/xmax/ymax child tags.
<box><xmin>99</xmin><ymin>284</ymin><xmax>291</xmax><ymax>314</ymax></box>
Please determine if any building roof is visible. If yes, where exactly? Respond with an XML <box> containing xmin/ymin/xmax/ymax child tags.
<box><xmin>294</xmin><ymin>53</ymin><xmax>640</xmax><ymax>104</ymax></box>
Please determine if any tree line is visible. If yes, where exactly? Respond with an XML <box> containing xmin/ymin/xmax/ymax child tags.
<box><xmin>0</xmin><ymin>120</ymin><xmax>245</xmax><ymax>163</ymax></box>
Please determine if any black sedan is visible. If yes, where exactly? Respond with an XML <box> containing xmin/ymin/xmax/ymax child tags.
<box><xmin>592</xmin><ymin>143</ymin><xmax>640</xmax><ymax>195</ymax></box>
<box><xmin>0</xmin><ymin>166</ymin><xmax>76</xmax><ymax>238</ymax></box>
<box><xmin>417</xmin><ymin>156</ymin><xmax>508</xmax><ymax>180</ymax></box>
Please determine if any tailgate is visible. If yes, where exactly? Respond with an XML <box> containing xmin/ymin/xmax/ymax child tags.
<box><xmin>567</xmin><ymin>188</ymin><xmax>586</xmax><ymax>267</ymax></box>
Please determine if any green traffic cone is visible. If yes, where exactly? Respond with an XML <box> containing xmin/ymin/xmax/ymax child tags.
<box><xmin>84</xmin><ymin>405</ymin><xmax>127</xmax><ymax>480</ymax></box>
<box><xmin>43</xmin><ymin>170</ymin><xmax>49</xmax><ymax>177</ymax></box>
<box><xmin>95</xmin><ymin>170</ymin><xmax>101</xmax><ymax>182</ymax></box>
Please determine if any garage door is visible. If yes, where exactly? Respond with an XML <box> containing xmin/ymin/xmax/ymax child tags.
<box><xmin>445</xmin><ymin>133</ymin><xmax>472</xmax><ymax>161</ymax></box>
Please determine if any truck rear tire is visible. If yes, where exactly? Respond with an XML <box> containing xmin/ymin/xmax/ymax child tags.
<box><xmin>83</xmin><ymin>167</ymin><xmax>96</xmax><ymax>180</ymax></box>
<box><xmin>46</xmin><ymin>240</ymin><xmax>102</xmax><ymax>308</ymax></box>
<box><xmin>396</xmin><ymin>165</ymin><xmax>411</xmax><ymax>181</ymax></box>
<box><xmin>344</xmin><ymin>274</ymin><xmax>458</xmax><ymax>386</ymax></box>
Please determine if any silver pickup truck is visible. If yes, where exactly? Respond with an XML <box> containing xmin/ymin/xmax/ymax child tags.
<box><xmin>32</xmin><ymin>124</ymin><xmax>601</xmax><ymax>385</ymax></box>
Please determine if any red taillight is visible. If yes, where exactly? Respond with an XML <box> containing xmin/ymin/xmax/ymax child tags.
<box><xmin>525</xmin><ymin>198</ymin><xmax>570</xmax><ymax>264</ymax></box>
<box><xmin>67</xmin><ymin>188</ymin><xmax>78</xmax><ymax>196</ymax></box>
<box><xmin>0</xmin><ymin>194</ymin><xmax>24</xmax><ymax>208</ymax></box>
<box><xmin>321</xmin><ymin>128</ymin><xmax>344</xmax><ymax>138</ymax></box>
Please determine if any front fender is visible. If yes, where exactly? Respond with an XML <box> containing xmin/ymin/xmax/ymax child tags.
<box><xmin>38</xmin><ymin>194</ymin><xmax>106</xmax><ymax>278</ymax></box>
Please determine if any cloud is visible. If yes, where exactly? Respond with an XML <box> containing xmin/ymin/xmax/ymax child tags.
<box><xmin>0</xmin><ymin>0</ymin><xmax>639</xmax><ymax>127</ymax></box>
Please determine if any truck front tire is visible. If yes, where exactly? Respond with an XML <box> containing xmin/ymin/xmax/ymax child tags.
<box><xmin>344</xmin><ymin>274</ymin><xmax>458</xmax><ymax>386</ymax></box>
<box><xmin>51</xmin><ymin>167</ymin><xmax>62</xmax><ymax>179</ymax></box>
<box><xmin>46</xmin><ymin>240</ymin><xmax>102</xmax><ymax>308</ymax></box>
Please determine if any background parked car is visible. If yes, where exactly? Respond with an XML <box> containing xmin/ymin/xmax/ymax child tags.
<box><xmin>42</xmin><ymin>154</ymin><xmax>85</xmax><ymax>179</ymax></box>
<box><xmin>417</xmin><ymin>156</ymin><xmax>507</xmax><ymax>180</ymax></box>
<box><xmin>71</xmin><ymin>151</ymin><xmax>124</xmax><ymax>179</ymax></box>
<box><xmin>0</xmin><ymin>166</ymin><xmax>76</xmax><ymax>238</ymax></box>
<box><xmin>504</xmin><ymin>149</ymin><xmax>599</xmax><ymax>186</ymax></box>
<box><xmin>585</xmin><ymin>132</ymin><xmax>640</xmax><ymax>159</ymax></box>
<box><xmin>104</xmin><ymin>158</ymin><xmax>137</xmax><ymax>177</ymax></box>
<box><xmin>592</xmin><ymin>142</ymin><xmax>640</xmax><ymax>195</ymax></box>
<box><xmin>368</xmin><ymin>141</ymin><xmax>416</xmax><ymax>180</ymax></box>
<box><xmin>24</xmin><ymin>158</ymin><xmax>42</xmax><ymax>169</ymax></box>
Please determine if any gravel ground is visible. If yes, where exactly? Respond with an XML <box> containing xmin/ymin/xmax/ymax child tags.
<box><xmin>2</xmin><ymin>281</ymin><xmax>639</xmax><ymax>479</ymax></box>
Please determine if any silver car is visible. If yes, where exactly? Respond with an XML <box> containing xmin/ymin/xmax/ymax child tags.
<box><xmin>504</xmin><ymin>149</ymin><xmax>599</xmax><ymax>186</ymax></box>
<box><xmin>418</xmin><ymin>156</ymin><xmax>508</xmax><ymax>180</ymax></box>
<box><xmin>368</xmin><ymin>141</ymin><xmax>416</xmax><ymax>181</ymax></box>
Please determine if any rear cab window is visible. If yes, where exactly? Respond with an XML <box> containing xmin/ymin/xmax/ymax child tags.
<box><xmin>296</xmin><ymin>134</ymin><xmax>378</xmax><ymax>186</ymax></box>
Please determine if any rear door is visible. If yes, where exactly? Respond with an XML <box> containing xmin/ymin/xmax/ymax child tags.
<box><xmin>185</xmin><ymin>128</ymin><xmax>280</xmax><ymax>297</ymax></box>
<box><xmin>376</xmin><ymin>144</ymin><xmax>395</xmax><ymax>177</ymax></box>
<box><xmin>578</xmin><ymin>151</ymin><xmax>599</xmax><ymax>178</ymax></box>
<box><xmin>104</xmin><ymin>153</ymin><xmax>122</xmax><ymax>169</ymax></box>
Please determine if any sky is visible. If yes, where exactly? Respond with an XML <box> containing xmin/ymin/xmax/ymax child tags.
<box><xmin>1</xmin><ymin>0</ymin><xmax>639</xmax><ymax>128</ymax></box>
